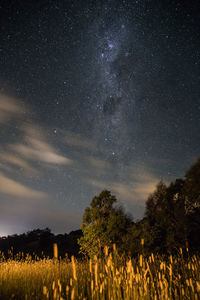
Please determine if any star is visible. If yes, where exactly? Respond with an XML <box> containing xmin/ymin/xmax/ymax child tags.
<box><xmin>108</xmin><ymin>42</ymin><xmax>114</xmax><ymax>50</ymax></box>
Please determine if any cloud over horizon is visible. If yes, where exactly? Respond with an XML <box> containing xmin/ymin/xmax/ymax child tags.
<box><xmin>0</xmin><ymin>172</ymin><xmax>47</xmax><ymax>199</ymax></box>
<box><xmin>87</xmin><ymin>164</ymin><xmax>159</xmax><ymax>206</ymax></box>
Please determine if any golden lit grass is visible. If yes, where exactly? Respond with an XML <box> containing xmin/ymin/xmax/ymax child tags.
<box><xmin>0</xmin><ymin>247</ymin><xmax>200</xmax><ymax>299</ymax></box>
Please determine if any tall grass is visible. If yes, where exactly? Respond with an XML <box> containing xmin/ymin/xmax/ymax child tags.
<box><xmin>0</xmin><ymin>246</ymin><xmax>199</xmax><ymax>299</ymax></box>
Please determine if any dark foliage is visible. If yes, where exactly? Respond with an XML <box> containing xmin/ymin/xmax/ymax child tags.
<box><xmin>0</xmin><ymin>228</ymin><xmax>82</xmax><ymax>259</ymax></box>
<box><xmin>144</xmin><ymin>158</ymin><xmax>200</xmax><ymax>254</ymax></box>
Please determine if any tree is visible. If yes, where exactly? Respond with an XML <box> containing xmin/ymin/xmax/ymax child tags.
<box><xmin>164</xmin><ymin>179</ymin><xmax>187</xmax><ymax>250</ymax></box>
<box><xmin>78</xmin><ymin>190</ymin><xmax>132</xmax><ymax>257</ymax></box>
<box><xmin>184</xmin><ymin>158</ymin><xmax>200</xmax><ymax>213</ymax></box>
<box><xmin>145</xmin><ymin>181</ymin><xmax>167</xmax><ymax>226</ymax></box>
<box><xmin>145</xmin><ymin>169</ymin><xmax>200</xmax><ymax>252</ymax></box>
<box><xmin>183</xmin><ymin>158</ymin><xmax>200</xmax><ymax>250</ymax></box>
<box><xmin>145</xmin><ymin>180</ymin><xmax>186</xmax><ymax>252</ymax></box>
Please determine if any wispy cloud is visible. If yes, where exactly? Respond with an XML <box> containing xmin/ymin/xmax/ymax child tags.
<box><xmin>87</xmin><ymin>156</ymin><xmax>111</xmax><ymax>171</ymax></box>
<box><xmin>63</xmin><ymin>130</ymin><xmax>97</xmax><ymax>151</ymax></box>
<box><xmin>0</xmin><ymin>95</ymin><xmax>72</xmax><ymax>208</ymax></box>
<box><xmin>0</xmin><ymin>153</ymin><xmax>38</xmax><ymax>175</ymax></box>
<box><xmin>0</xmin><ymin>172</ymin><xmax>47</xmax><ymax>199</ymax></box>
<box><xmin>13</xmin><ymin>139</ymin><xmax>71</xmax><ymax>165</ymax></box>
<box><xmin>0</xmin><ymin>94</ymin><xmax>72</xmax><ymax>168</ymax></box>
<box><xmin>0</xmin><ymin>123</ymin><xmax>72</xmax><ymax>172</ymax></box>
<box><xmin>0</xmin><ymin>94</ymin><xmax>21</xmax><ymax>123</ymax></box>
<box><xmin>88</xmin><ymin>166</ymin><xmax>159</xmax><ymax>205</ymax></box>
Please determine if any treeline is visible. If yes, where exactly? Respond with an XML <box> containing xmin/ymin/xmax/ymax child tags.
<box><xmin>1</xmin><ymin>158</ymin><xmax>200</xmax><ymax>258</ymax></box>
<box><xmin>0</xmin><ymin>228</ymin><xmax>82</xmax><ymax>259</ymax></box>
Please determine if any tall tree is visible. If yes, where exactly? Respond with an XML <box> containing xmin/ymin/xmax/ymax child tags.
<box><xmin>145</xmin><ymin>161</ymin><xmax>200</xmax><ymax>252</ymax></box>
<box><xmin>78</xmin><ymin>190</ymin><xmax>132</xmax><ymax>257</ymax></box>
<box><xmin>145</xmin><ymin>180</ymin><xmax>186</xmax><ymax>252</ymax></box>
<box><xmin>165</xmin><ymin>179</ymin><xmax>186</xmax><ymax>250</ymax></box>
<box><xmin>183</xmin><ymin>158</ymin><xmax>200</xmax><ymax>250</ymax></box>
<box><xmin>184</xmin><ymin>158</ymin><xmax>200</xmax><ymax>213</ymax></box>
<box><xmin>145</xmin><ymin>181</ymin><xmax>167</xmax><ymax>226</ymax></box>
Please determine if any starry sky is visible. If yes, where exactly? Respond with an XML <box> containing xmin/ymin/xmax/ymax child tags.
<box><xmin>0</xmin><ymin>0</ymin><xmax>199</xmax><ymax>236</ymax></box>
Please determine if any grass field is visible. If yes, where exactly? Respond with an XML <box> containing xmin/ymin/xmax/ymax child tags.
<box><xmin>0</xmin><ymin>245</ymin><xmax>199</xmax><ymax>299</ymax></box>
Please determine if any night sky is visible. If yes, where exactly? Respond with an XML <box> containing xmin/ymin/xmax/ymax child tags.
<box><xmin>0</xmin><ymin>0</ymin><xmax>199</xmax><ymax>236</ymax></box>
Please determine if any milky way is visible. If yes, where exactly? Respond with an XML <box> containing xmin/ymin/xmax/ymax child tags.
<box><xmin>0</xmin><ymin>0</ymin><xmax>199</xmax><ymax>235</ymax></box>
<box><xmin>84</xmin><ymin>11</ymin><xmax>137</xmax><ymax>170</ymax></box>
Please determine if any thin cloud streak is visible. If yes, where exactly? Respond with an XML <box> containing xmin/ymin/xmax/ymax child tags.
<box><xmin>87</xmin><ymin>156</ymin><xmax>111</xmax><ymax>171</ymax></box>
<box><xmin>0</xmin><ymin>172</ymin><xmax>47</xmax><ymax>199</ymax></box>
<box><xmin>88</xmin><ymin>167</ymin><xmax>159</xmax><ymax>205</ymax></box>
<box><xmin>13</xmin><ymin>141</ymin><xmax>71</xmax><ymax>165</ymax></box>
<box><xmin>13</xmin><ymin>124</ymin><xmax>73</xmax><ymax>165</ymax></box>
<box><xmin>63</xmin><ymin>130</ymin><xmax>97</xmax><ymax>151</ymax></box>
<box><xmin>0</xmin><ymin>153</ymin><xmax>38</xmax><ymax>175</ymax></box>
<box><xmin>0</xmin><ymin>94</ymin><xmax>21</xmax><ymax>123</ymax></box>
